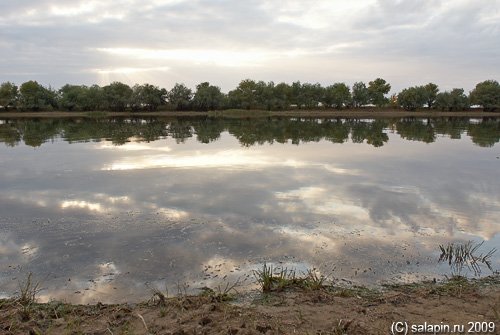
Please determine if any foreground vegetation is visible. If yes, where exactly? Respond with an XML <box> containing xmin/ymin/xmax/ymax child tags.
<box><xmin>1</xmin><ymin>241</ymin><xmax>499</xmax><ymax>334</ymax></box>
<box><xmin>1</xmin><ymin>271</ymin><xmax>499</xmax><ymax>334</ymax></box>
<box><xmin>1</xmin><ymin>78</ymin><xmax>499</xmax><ymax>114</ymax></box>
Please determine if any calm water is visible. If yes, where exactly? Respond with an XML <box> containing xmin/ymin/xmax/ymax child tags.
<box><xmin>0</xmin><ymin>116</ymin><xmax>499</xmax><ymax>303</ymax></box>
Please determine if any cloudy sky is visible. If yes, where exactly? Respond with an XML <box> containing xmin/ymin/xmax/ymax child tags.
<box><xmin>1</xmin><ymin>0</ymin><xmax>499</xmax><ymax>93</ymax></box>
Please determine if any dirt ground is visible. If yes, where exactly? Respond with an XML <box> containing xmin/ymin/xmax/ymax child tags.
<box><xmin>0</xmin><ymin>109</ymin><xmax>499</xmax><ymax>119</ymax></box>
<box><xmin>1</xmin><ymin>278</ymin><xmax>499</xmax><ymax>335</ymax></box>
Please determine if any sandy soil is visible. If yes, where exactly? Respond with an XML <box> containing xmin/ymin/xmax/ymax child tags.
<box><xmin>1</xmin><ymin>278</ymin><xmax>499</xmax><ymax>334</ymax></box>
<box><xmin>0</xmin><ymin>109</ymin><xmax>499</xmax><ymax>119</ymax></box>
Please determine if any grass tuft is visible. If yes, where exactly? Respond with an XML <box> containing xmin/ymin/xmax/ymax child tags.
<box><xmin>15</xmin><ymin>272</ymin><xmax>46</xmax><ymax>321</ymax></box>
<box><xmin>253</xmin><ymin>263</ymin><xmax>329</xmax><ymax>292</ymax></box>
<box><xmin>439</xmin><ymin>240</ymin><xmax>496</xmax><ymax>277</ymax></box>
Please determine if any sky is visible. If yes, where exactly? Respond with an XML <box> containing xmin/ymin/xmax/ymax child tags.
<box><xmin>1</xmin><ymin>0</ymin><xmax>499</xmax><ymax>94</ymax></box>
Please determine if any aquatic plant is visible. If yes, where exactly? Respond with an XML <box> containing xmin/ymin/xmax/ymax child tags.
<box><xmin>438</xmin><ymin>240</ymin><xmax>496</xmax><ymax>277</ymax></box>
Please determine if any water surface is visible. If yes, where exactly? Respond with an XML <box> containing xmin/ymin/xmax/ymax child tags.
<box><xmin>0</xmin><ymin>117</ymin><xmax>499</xmax><ymax>303</ymax></box>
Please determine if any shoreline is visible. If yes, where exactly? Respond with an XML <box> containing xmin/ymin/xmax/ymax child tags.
<box><xmin>1</xmin><ymin>275</ymin><xmax>499</xmax><ymax>334</ymax></box>
<box><xmin>0</xmin><ymin>109</ymin><xmax>499</xmax><ymax>119</ymax></box>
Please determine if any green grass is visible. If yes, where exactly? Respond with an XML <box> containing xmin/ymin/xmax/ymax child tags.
<box><xmin>16</xmin><ymin>272</ymin><xmax>46</xmax><ymax>321</ymax></box>
<box><xmin>253</xmin><ymin>263</ymin><xmax>330</xmax><ymax>292</ymax></box>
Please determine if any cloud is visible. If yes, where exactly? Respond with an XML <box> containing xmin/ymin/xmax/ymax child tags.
<box><xmin>0</xmin><ymin>1</ymin><xmax>499</xmax><ymax>97</ymax></box>
<box><xmin>2</xmin><ymin>121</ymin><xmax>500</xmax><ymax>302</ymax></box>
<box><xmin>0</xmin><ymin>0</ymin><xmax>500</xmax><ymax>91</ymax></box>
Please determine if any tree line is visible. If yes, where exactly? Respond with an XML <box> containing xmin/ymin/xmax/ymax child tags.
<box><xmin>0</xmin><ymin>78</ymin><xmax>499</xmax><ymax>112</ymax></box>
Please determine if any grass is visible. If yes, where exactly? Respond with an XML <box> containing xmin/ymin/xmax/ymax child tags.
<box><xmin>253</xmin><ymin>263</ymin><xmax>299</xmax><ymax>292</ymax></box>
<box><xmin>1</xmin><ymin>261</ymin><xmax>500</xmax><ymax>334</ymax></box>
<box><xmin>207</xmin><ymin>109</ymin><xmax>272</xmax><ymax>118</ymax></box>
<box><xmin>253</xmin><ymin>263</ymin><xmax>329</xmax><ymax>292</ymax></box>
<box><xmin>85</xmin><ymin>110</ymin><xmax>108</xmax><ymax>119</ymax></box>
<box><xmin>439</xmin><ymin>240</ymin><xmax>497</xmax><ymax>277</ymax></box>
<box><xmin>16</xmin><ymin>272</ymin><xmax>46</xmax><ymax>321</ymax></box>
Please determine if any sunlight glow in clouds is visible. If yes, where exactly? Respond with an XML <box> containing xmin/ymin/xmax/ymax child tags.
<box><xmin>95</xmin><ymin>67</ymin><xmax>170</xmax><ymax>74</ymax></box>
<box><xmin>51</xmin><ymin>4</ymin><xmax>94</xmax><ymax>17</ymax></box>
<box><xmin>97</xmin><ymin>48</ymin><xmax>278</xmax><ymax>67</ymax></box>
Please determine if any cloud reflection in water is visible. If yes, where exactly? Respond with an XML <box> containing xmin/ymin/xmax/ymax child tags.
<box><xmin>0</xmin><ymin>120</ymin><xmax>499</xmax><ymax>303</ymax></box>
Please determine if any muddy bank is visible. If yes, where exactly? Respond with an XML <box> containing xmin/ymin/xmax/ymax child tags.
<box><xmin>1</xmin><ymin>277</ymin><xmax>499</xmax><ymax>334</ymax></box>
<box><xmin>0</xmin><ymin>109</ymin><xmax>499</xmax><ymax>119</ymax></box>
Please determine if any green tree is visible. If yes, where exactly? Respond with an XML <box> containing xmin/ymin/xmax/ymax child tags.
<box><xmin>192</xmin><ymin>82</ymin><xmax>224</xmax><ymax>111</ymax></box>
<box><xmin>234</xmin><ymin>79</ymin><xmax>258</xmax><ymax>110</ymax></box>
<box><xmin>352</xmin><ymin>81</ymin><xmax>369</xmax><ymax>108</ymax></box>
<box><xmin>423</xmin><ymin>83</ymin><xmax>439</xmax><ymax>109</ymax></box>
<box><xmin>0</xmin><ymin>82</ymin><xmax>18</xmax><ymax>110</ymax></box>
<box><xmin>301</xmin><ymin>82</ymin><xmax>323</xmax><ymax>109</ymax></box>
<box><xmin>273</xmin><ymin>82</ymin><xmax>291</xmax><ymax>110</ymax></box>
<box><xmin>102</xmin><ymin>82</ymin><xmax>133</xmax><ymax>111</ymax></box>
<box><xmin>397</xmin><ymin>86</ymin><xmax>428</xmax><ymax>111</ymax></box>
<box><xmin>59</xmin><ymin>84</ymin><xmax>85</xmax><ymax>111</ymax></box>
<box><xmin>254</xmin><ymin>81</ymin><xmax>277</xmax><ymax>111</ymax></box>
<box><xmin>79</xmin><ymin>85</ymin><xmax>103</xmax><ymax>111</ymax></box>
<box><xmin>469</xmin><ymin>80</ymin><xmax>500</xmax><ymax>112</ymax></box>
<box><xmin>324</xmin><ymin>83</ymin><xmax>351</xmax><ymax>109</ymax></box>
<box><xmin>434</xmin><ymin>89</ymin><xmax>469</xmax><ymax>111</ymax></box>
<box><xmin>167</xmin><ymin>83</ymin><xmax>193</xmax><ymax>111</ymax></box>
<box><xmin>450</xmin><ymin>88</ymin><xmax>470</xmax><ymax>111</ymax></box>
<box><xmin>226</xmin><ymin>89</ymin><xmax>242</xmax><ymax>109</ymax></box>
<box><xmin>131</xmin><ymin>83</ymin><xmax>166</xmax><ymax>111</ymax></box>
<box><xmin>434</xmin><ymin>92</ymin><xmax>452</xmax><ymax>111</ymax></box>
<box><xmin>19</xmin><ymin>81</ymin><xmax>54</xmax><ymax>111</ymax></box>
<box><xmin>368</xmin><ymin>78</ymin><xmax>391</xmax><ymax>107</ymax></box>
<box><xmin>290</xmin><ymin>81</ymin><xmax>304</xmax><ymax>109</ymax></box>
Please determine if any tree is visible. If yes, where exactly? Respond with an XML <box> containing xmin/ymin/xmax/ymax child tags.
<box><xmin>254</xmin><ymin>81</ymin><xmax>277</xmax><ymax>111</ymax></box>
<box><xmin>434</xmin><ymin>92</ymin><xmax>452</xmax><ymax>111</ymax></box>
<box><xmin>102</xmin><ymin>82</ymin><xmax>133</xmax><ymax>111</ymax></box>
<box><xmin>469</xmin><ymin>80</ymin><xmax>500</xmax><ymax>112</ymax></box>
<box><xmin>397</xmin><ymin>86</ymin><xmax>428</xmax><ymax>111</ymax></box>
<box><xmin>131</xmin><ymin>83</ymin><xmax>166</xmax><ymax>111</ymax></box>
<box><xmin>19</xmin><ymin>81</ymin><xmax>54</xmax><ymax>111</ymax></box>
<box><xmin>226</xmin><ymin>89</ymin><xmax>242</xmax><ymax>109</ymax></box>
<box><xmin>0</xmin><ymin>82</ymin><xmax>18</xmax><ymax>110</ymax></box>
<box><xmin>368</xmin><ymin>78</ymin><xmax>391</xmax><ymax>107</ymax></box>
<box><xmin>389</xmin><ymin>93</ymin><xmax>398</xmax><ymax>108</ymax></box>
<box><xmin>235</xmin><ymin>79</ymin><xmax>257</xmax><ymax>110</ymax></box>
<box><xmin>352</xmin><ymin>81</ymin><xmax>369</xmax><ymax>108</ymax></box>
<box><xmin>59</xmin><ymin>84</ymin><xmax>85</xmax><ymax>111</ymax></box>
<box><xmin>423</xmin><ymin>83</ymin><xmax>439</xmax><ymax>109</ymax></box>
<box><xmin>290</xmin><ymin>81</ymin><xmax>304</xmax><ymax>109</ymax></box>
<box><xmin>168</xmin><ymin>83</ymin><xmax>192</xmax><ymax>111</ymax></box>
<box><xmin>192</xmin><ymin>82</ymin><xmax>224</xmax><ymax>111</ymax></box>
<box><xmin>79</xmin><ymin>85</ymin><xmax>103</xmax><ymax>111</ymax></box>
<box><xmin>434</xmin><ymin>89</ymin><xmax>469</xmax><ymax>111</ymax></box>
<box><xmin>273</xmin><ymin>82</ymin><xmax>291</xmax><ymax>110</ymax></box>
<box><xmin>324</xmin><ymin>83</ymin><xmax>351</xmax><ymax>109</ymax></box>
<box><xmin>450</xmin><ymin>88</ymin><xmax>469</xmax><ymax>111</ymax></box>
<box><xmin>301</xmin><ymin>82</ymin><xmax>323</xmax><ymax>109</ymax></box>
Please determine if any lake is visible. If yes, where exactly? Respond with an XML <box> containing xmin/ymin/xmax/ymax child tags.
<box><xmin>0</xmin><ymin>116</ymin><xmax>499</xmax><ymax>304</ymax></box>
